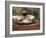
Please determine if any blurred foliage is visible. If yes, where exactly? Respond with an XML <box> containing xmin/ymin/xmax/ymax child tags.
<box><xmin>12</xmin><ymin>7</ymin><xmax>40</xmax><ymax>19</ymax></box>
<box><xmin>12</xmin><ymin>10</ymin><xmax>21</xmax><ymax>16</ymax></box>
<box><xmin>12</xmin><ymin>7</ymin><xmax>21</xmax><ymax>16</ymax></box>
<box><xmin>32</xmin><ymin>10</ymin><xmax>39</xmax><ymax>19</ymax></box>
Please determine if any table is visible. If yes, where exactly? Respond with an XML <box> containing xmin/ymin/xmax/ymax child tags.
<box><xmin>12</xmin><ymin>19</ymin><xmax>40</xmax><ymax>31</ymax></box>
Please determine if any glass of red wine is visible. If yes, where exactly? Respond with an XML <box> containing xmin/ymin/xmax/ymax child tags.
<box><xmin>22</xmin><ymin>11</ymin><xmax>28</xmax><ymax>16</ymax></box>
